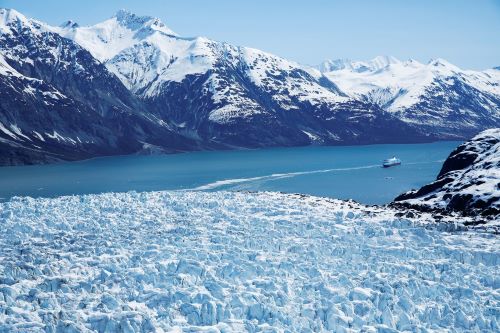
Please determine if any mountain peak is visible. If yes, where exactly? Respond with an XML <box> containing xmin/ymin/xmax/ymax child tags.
<box><xmin>113</xmin><ymin>9</ymin><xmax>151</xmax><ymax>25</ymax></box>
<box><xmin>318</xmin><ymin>56</ymin><xmax>401</xmax><ymax>73</ymax></box>
<box><xmin>60</xmin><ymin>20</ymin><xmax>79</xmax><ymax>29</ymax></box>
<box><xmin>369</xmin><ymin>55</ymin><xmax>400</xmax><ymax>68</ymax></box>
<box><xmin>0</xmin><ymin>8</ymin><xmax>29</xmax><ymax>28</ymax></box>
<box><xmin>317</xmin><ymin>58</ymin><xmax>352</xmax><ymax>72</ymax></box>
<box><xmin>427</xmin><ymin>58</ymin><xmax>460</xmax><ymax>72</ymax></box>
<box><xmin>51</xmin><ymin>9</ymin><xmax>178</xmax><ymax>61</ymax></box>
<box><xmin>111</xmin><ymin>9</ymin><xmax>177</xmax><ymax>36</ymax></box>
<box><xmin>428</xmin><ymin>58</ymin><xmax>452</xmax><ymax>67</ymax></box>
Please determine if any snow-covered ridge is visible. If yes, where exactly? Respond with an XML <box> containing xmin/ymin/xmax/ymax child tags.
<box><xmin>0</xmin><ymin>190</ymin><xmax>498</xmax><ymax>332</ymax></box>
<box><xmin>52</xmin><ymin>9</ymin><xmax>178</xmax><ymax>62</ymax></box>
<box><xmin>0</xmin><ymin>8</ymin><xmax>29</xmax><ymax>30</ymax></box>
<box><xmin>53</xmin><ymin>10</ymin><xmax>347</xmax><ymax>105</ymax></box>
<box><xmin>394</xmin><ymin>128</ymin><xmax>500</xmax><ymax>219</ymax></box>
<box><xmin>320</xmin><ymin>55</ymin><xmax>500</xmax><ymax>111</ymax></box>
<box><xmin>319</xmin><ymin>56</ymin><xmax>500</xmax><ymax>139</ymax></box>
<box><xmin>318</xmin><ymin>55</ymin><xmax>402</xmax><ymax>73</ymax></box>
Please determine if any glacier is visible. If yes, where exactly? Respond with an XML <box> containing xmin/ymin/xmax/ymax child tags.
<box><xmin>0</xmin><ymin>190</ymin><xmax>498</xmax><ymax>332</ymax></box>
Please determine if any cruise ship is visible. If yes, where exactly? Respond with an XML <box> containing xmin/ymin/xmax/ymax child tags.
<box><xmin>383</xmin><ymin>157</ymin><xmax>401</xmax><ymax>168</ymax></box>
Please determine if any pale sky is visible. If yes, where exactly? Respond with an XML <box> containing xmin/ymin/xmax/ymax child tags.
<box><xmin>2</xmin><ymin>0</ymin><xmax>499</xmax><ymax>70</ymax></box>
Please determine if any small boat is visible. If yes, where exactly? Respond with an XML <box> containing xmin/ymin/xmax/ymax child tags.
<box><xmin>383</xmin><ymin>157</ymin><xmax>401</xmax><ymax>168</ymax></box>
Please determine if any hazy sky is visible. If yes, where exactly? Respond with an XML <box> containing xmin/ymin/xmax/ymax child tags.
<box><xmin>2</xmin><ymin>0</ymin><xmax>499</xmax><ymax>69</ymax></box>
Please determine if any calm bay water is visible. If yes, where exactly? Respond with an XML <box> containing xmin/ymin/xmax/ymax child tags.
<box><xmin>0</xmin><ymin>141</ymin><xmax>460</xmax><ymax>204</ymax></box>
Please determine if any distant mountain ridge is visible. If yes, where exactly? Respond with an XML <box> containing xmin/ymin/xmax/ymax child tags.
<box><xmin>319</xmin><ymin>56</ymin><xmax>500</xmax><ymax>139</ymax></box>
<box><xmin>317</xmin><ymin>55</ymin><xmax>402</xmax><ymax>73</ymax></box>
<box><xmin>0</xmin><ymin>8</ymin><xmax>499</xmax><ymax>165</ymax></box>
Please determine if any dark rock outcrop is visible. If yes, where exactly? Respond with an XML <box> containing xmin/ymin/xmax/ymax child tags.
<box><xmin>393</xmin><ymin>129</ymin><xmax>500</xmax><ymax>219</ymax></box>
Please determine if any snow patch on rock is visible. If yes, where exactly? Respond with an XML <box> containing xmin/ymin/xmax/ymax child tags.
<box><xmin>394</xmin><ymin>128</ymin><xmax>500</xmax><ymax>218</ymax></box>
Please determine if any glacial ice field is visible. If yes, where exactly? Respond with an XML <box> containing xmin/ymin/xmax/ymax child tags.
<box><xmin>0</xmin><ymin>190</ymin><xmax>498</xmax><ymax>332</ymax></box>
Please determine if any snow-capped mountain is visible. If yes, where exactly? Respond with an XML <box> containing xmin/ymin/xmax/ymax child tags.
<box><xmin>0</xmin><ymin>8</ymin><xmax>198</xmax><ymax>165</ymax></box>
<box><xmin>320</xmin><ymin>56</ymin><xmax>500</xmax><ymax>139</ymax></box>
<box><xmin>394</xmin><ymin>128</ymin><xmax>500</xmax><ymax>219</ymax></box>
<box><xmin>52</xmin><ymin>10</ymin><xmax>426</xmax><ymax>149</ymax></box>
<box><xmin>54</xmin><ymin>9</ymin><xmax>178</xmax><ymax>62</ymax></box>
<box><xmin>1</xmin><ymin>8</ymin><xmax>498</xmax><ymax>165</ymax></box>
<box><xmin>318</xmin><ymin>55</ymin><xmax>401</xmax><ymax>73</ymax></box>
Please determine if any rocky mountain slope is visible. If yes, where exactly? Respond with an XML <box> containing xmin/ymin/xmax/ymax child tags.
<box><xmin>393</xmin><ymin>128</ymin><xmax>500</xmax><ymax>219</ymax></box>
<box><xmin>0</xmin><ymin>9</ymin><xmax>198</xmax><ymax>165</ymax></box>
<box><xmin>320</xmin><ymin>56</ymin><xmax>500</xmax><ymax>139</ymax></box>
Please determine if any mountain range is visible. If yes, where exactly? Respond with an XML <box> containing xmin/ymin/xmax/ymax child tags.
<box><xmin>0</xmin><ymin>8</ymin><xmax>499</xmax><ymax>165</ymax></box>
<box><xmin>319</xmin><ymin>56</ymin><xmax>500</xmax><ymax>138</ymax></box>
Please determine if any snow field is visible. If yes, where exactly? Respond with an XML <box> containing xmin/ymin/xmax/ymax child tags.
<box><xmin>0</xmin><ymin>190</ymin><xmax>498</xmax><ymax>332</ymax></box>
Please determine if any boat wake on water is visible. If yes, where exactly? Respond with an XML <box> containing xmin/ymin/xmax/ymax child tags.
<box><xmin>188</xmin><ymin>160</ymin><xmax>445</xmax><ymax>191</ymax></box>
<box><xmin>189</xmin><ymin>165</ymin><xmax>380</xmax><ymax>191</ymax></box>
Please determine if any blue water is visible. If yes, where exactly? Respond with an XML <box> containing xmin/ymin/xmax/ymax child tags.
<box><xmin>0</xmin><ymin>141</ymin><xmax>460</xmax><ymax>204</ymax></box>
